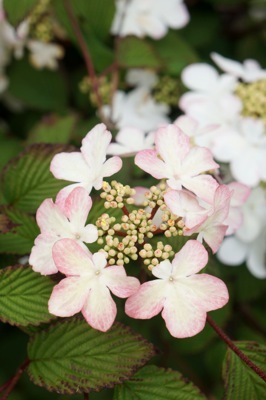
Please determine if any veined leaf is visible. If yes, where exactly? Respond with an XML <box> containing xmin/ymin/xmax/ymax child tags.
<box><xmin>223</xmin><ymin>341</ymin><xmax>266</xmax><ymax>399</ymax></box>
<box><xmin>27</xmin><ymin>318</ymin><xmax>155</xmax><ymax>394</ymax></box>
<box><xmin>114</xmin><ymin>365</ymin><xmax>207</xmax><ymax>399</ymax></box>
<box><xmin>0</xmin><ymin>207</ymin><xmax>39</xmax><ymax>254</ymax></box>
<box><xmin>1</xmin><ymin>143</ymin><xmax>72</xmax><ymax>213</ymax></box>
<box><xmin>3</xmin><ymin>0</ymin><xmax>38</xmax><ymax>25</ymax></box>
<box><xmin>0</xmin><ymin>265</ymin><xmax>54</xmax><ymax>326</ymax></box>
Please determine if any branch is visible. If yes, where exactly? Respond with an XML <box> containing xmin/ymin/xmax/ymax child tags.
<box><xmin>0</xmin><ymin>358</ymin><xmax>30</xmax><ymax>399</ymax></box>
<box><xmin>207</xmin><ymin>316</ymin><xmax>266</xmax><ymax>382</ymax></box>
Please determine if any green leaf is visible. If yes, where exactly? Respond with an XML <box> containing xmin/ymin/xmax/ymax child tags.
<box><xmin>117</xmin><ymin>37</ymin><xmax>162</xmax><ymax>69</ymax></box>
<box><xmin>1</xmin><ymin>143</ymin><xmax>72</xmax><ymax>213</ymax></box>
<box><xmin>8</xmin><ymin>59</ymin><xmax>68</xmax><ymax>112</ymax></box>
<box><xmin>223</xmin><ymin>341</ymin><xmax>266</xmax><ymax>399</ymax></box>
<box><xmin>0</xmin><ymin>133</ymin><xmax>22</xmax><ymax>171</ymax></box>
<box><xmin>152</xmin><ymin>31</ymin><xmax>198</xmax><ymax>76</ymax></box>
<box><xmin>0</xmin><ymin>207</ymin><xmax>39</xmax><ymax>254</ymax></box>
<box><xmin>114</xmin><ymin>365</ymin><xmax>207</xmax><ymax>399</ymax></box>
<box><xmin>3</xmin><ymin>0</ymin><xmax>38</xmax><ymax>25</ymax></box>
<box><xmin>27</xmin><ymin>318</ymin><xmax>155</xmax><ymax>394</ymax></box>
<box><xmin>0</xmin><ymin>265</ymin><xmax>54</xmax><ymax>326</ymax></box>
<box><xmin>27</xmin><ymin>114</ymin><xmax>77</xmax><ymax>145</ymax></box>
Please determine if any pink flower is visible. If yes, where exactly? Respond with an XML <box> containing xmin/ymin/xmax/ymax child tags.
<box><xmin>184</xmin><ymin>185</ymin><xmax>232</xmax><ymax>253</ymax></box>
<box><xmin>48</xmin><ymin>239</ymin><xmax>140</xmax><ymax>332</ymax></box>
<box><xmin>225</xmin><ymin>182</ymin><xmax>250</xmax><ymax>235</ymax></box>
<box><xmin>135</xmin><ymin>124</ymin><xmax>219</xmax><ymax>203</ymax></box>
<box><xmin>125</xmin><ymin>240</ymin><xmax>229</xmax><ymax>338</ymax></box>
<box><xmin>50</xmin><ymin>123</ymin><xmax>122</xmax><ymax>206</ymax></box>
<box><xmin>29</xmin><ymin>187</ymin><xmax>98</xmax><ymax>275</ymax></box>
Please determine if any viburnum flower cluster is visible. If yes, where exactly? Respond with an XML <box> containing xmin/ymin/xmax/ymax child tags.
<box><xmin>30</xmin><ymin>123</ymin><xmax>233</xmax><ymax>337</ymax></box>
<box><xmin>179</xmin><ymin>53</ymin><xmax>266</xmax><ymax>278</ymax></box>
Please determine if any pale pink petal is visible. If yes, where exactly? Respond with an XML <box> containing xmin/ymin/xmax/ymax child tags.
<box><xmin>81</xmin><ymin>224</ymin><xmax>98</xmax><ymax>243</ymax></box>
<box><xmin>29</xmin><ymin>234</ymin><xmax>57</xmax><ymax>275</ymax></box>
<box><xmin>52</xmin><ymin>239</ymin><xmax>93</xmax><ymax>276</ymax></box>
<box><xmin>55</xmin><ymin>183</ymin><xmax>84</xmax><ymax>209</ymax></box>
<box><xmin>180</xmin><ymin>274</ymin><xmax>229</xmax><ymax>312</ymax></box>
<box><xmin>92</xmin><ymin>252</ymin><xmax>107</xmax><ymax>270</ymax></box>
<box><xmin>125</xmin><ymin>280</ymin><xmax>166</xmax><ymax>319</ymax></box>
<box><xmin>82</xmin><ymin>283</ymin><xmax>116</xmax><ymax>332</ymax></box>
<box><xmin>36</xmin><ymin>199</ymin><xmax>69</xmax><ymax>235</ymax></box>
<box><xmin>162</xmin><ymin>286</ymin><xmax>207</xmax><ymax>338</ymax></box>
<box><xmin>202</xmin><ymin>224</ymin><xmax>228</xmax><ymax>253</ymax></box>
<box><xmin>63</xmin><ymin>187</ymin><xmax>93</xmax><ymax>228</ymax></box>
<box><xmin>100</xmin><ymin>156</ymin><xmax>123</xmax><ymax>182</ymax></box>
<box><xmin>225</xmin><ymin>208</ymin><xmax>243</xmax><ymax>235</ymax></box>
<box><xmin>171</xmin><ymin>240</ymin><xmax>208</xmax><ymax>277</ymax></box>
<box><xmin>133</xmin><ymin>186</ymin><xmax>149</xmax><ymax>205</ymax></box>
<box><xmin>152</xmin><ymin>260</ymin><xmax>172</xmax><ymax>280</ymax></box>
<box><xmin>181</xmin><ymin>146</ymin><xmax>219</xmax><ymax>176</ymax></box>
<box><xmin>182</xmin><ymin>174</ymin><xmax>218</xmax><ymax>203</ymax></box>
<box><xmin>50</xmin><ymin>152</ymin><xmax>88</xmax><ymax>182</ymax></box>
<box><xmin>102</xmin><ymin>265</ymin><xmax>140</xmax><ymax>298</ymax></box>
<box><xmin>81</xmin><ymin>123</ymin><xmax>111</xmax><ymax>169</ymax></box>
<box><xmin>48</xmin><ymin>276</ymin><xmax>89</xmax><ymax>317</ymax></box>
<box><xmin>155</xmin><ymin>124</ymin><xmax>190</xmax><ymax>163</ymax></box>
<box><xmin>174</xmin><ymin>115</ymin><xmax>197</xmax><ymax>136</ymax></box>
<box><xmin>227</xmin><ymin>182</ymin><xmax>250</xmax><ymax>207</ymax></box>
<box><xmin>218</xmin><ymin>236</ymin><xmax>248</xmax><ymax>265</ymax></box>
<box><xmin>135</xmin><ymin>149</ymin><xmax>168</xmax><ymax>179</ymax></box>
<box><xmin>181</xmin><ymin>63</ymin><xmax>219</xmax><ymax>91</ymax></box>
<box><xmin>212</xmin><ymin>185</ymin><xmax>232</xmax><ymax>223</ymax></box>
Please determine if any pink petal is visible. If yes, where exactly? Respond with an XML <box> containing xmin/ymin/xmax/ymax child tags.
<box><xmin>55</xmin><ymin>183</ymin><xmax>83</xmax><ymax>209</ymax></box>
<box><xmin>52</xmin><ymin>239</ymin><xmax>93</xmax><ymax>276</ymax></box>
<box><xmin>82</xmin><ymin>283</ymin><xmax>116</xmax><ymax>332</ymax></box>
<box><xmin>171</xmin><ymin>240</ymin><xmax>208</xmax><ymax>277</ymax></box>
<box><xmin>202</xmin><ymin>224</ymin><xmax>228</xmax><ymax>253</ymax></box>
<box><xmin>125</xmin><ymin>280</ymin><xmax>166</xmax><ymax>319</ymax></box>
<box><xmin>29</xmin><ymin>234</ymin><xmax>58</xmax><ymax>275</ymax></box>
<box><xmin>50</xmin><ymin>152</ymin><xmax>88</xmax><ymax>182</ymax></box>
<box><xmin>48</xmin><ymin>276</ymin><xmax>89</xmax><ymax>317</ymax></box>
<box><xmin>181</xmin><ymin>146</ymin><xmax>219</xmax><ymax>176</ymax></box>
<box><xmin>36</xmin><ymin>198</ymin><xmax>69</xmax><ymax>235</ymax></box>
<box><xmin>225</xmin><ymin>208</ymin><xmax>243</xmax><ymax>235</ymax></box>
<box><xmin>213</xmin><ymin>185</ymin><xmax>231</xmax><ymax>223</ymax></box>
<box><xmin>227</xmin><ymin>182</ymin><xmax>250</xmax><ymax>207</ymax></box>
<box><xmin>174</xmin><ymin>115</ymin><xmax>197</xmax><ymax>135</ymax></box>
<box><xmin>155</xmin><ymin>124</ymin><xmax>190</xmax><ymax>163</ymax></box>
<box><xmin>63</xmin><ymin>187</ymin><xmax>93</xmax><ymax>228</ymax></box>
<box><xmin>81</xmin><ymin>123</ymin><xmax>111</xmax><ymax>169</ymax></box>
<box><xmin>182</xmin><ymin>174</ymin><xmax>219</xmax><ymax>203</ymax></box>
<box><xmin>102</xmin><ymin>265</ymin><xmax>140</xmax><ymax>298</ymax></box>
<box><xmin>135</xmin><ymin>149</ymin><xmax>167</xmax><ymax>179</ymax></box>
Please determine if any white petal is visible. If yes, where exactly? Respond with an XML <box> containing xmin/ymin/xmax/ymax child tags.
<box><xmin>102</xmin><ymin>265</ymin><xmax>140</xmax><ymax>298</ymax></box>
<box><xmin>217</xmin><ymin>236</ymin><xmax>248</xmax><ymax>265</ymax></box>
<box><xmin>36</xmin><ymin>198</ymin><xmax>69</xmax><ymax>235</ymax></box>
<box><xmin>181</xmin><ymin>63</ymin><xmax>219</xmax><ymax>91</ymax></box>
<box><xmin>50</xmin><ymin>152</ymin><xmax>88</xmax><ymax>182</ymax></box>
<box><xmin>29</xmin><ymin>234</ymin><xmax>57</xmax><ymax>275</ymax></box>
<box><xmin>63</xmin><ymin>187</ymin><xmax>92</xmax><ymax>229</ymax></box>
<box><xmin>172</xmin><ymin>240</ymin><xmax>208</xmax><ymax>277</ymax></box>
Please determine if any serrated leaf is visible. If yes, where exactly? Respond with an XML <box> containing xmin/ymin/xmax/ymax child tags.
<box><xmin>27</xmin><ymin>114</ymin><xmax>77</xmax><ymax>145</ymax></box>
<box><xmin>0</xmin><ymin>265</ymin><xmax>54</xmax><ymax>326</ymax></box>
<box><xmin>27</xmin><ymin>318</ymin><xmax>155</xmax><ymax>394</ymax></box>
<box><xmin>3</xmin><ymin>0</ymin><xmax>38</xmax><ymax>25</ymax></box>
<box><xmin>152</xmin><ymin>31</ymin><xmax>198</xmax><ymax>76</ymax></box>
<box><xmin>1</xmin><ymin>143</ymin><xmax>72</xmax><ymax>213</ymax></box>
<box><xmin>0</xmin><ymin>207</ymin><xmax>39</xmax><ymax>254</ymax></box>
<box><xmin>223</xmin><ymin>341</ymin><xmax>266</xmax><ymax>399</ymax></box>
<box><xmin>117</xmin><ymin>37</ymin><xmax>162</xmax><ymax>69</ymax></box>
<box><xmin>8</xmin><ymin>59</ymin><xmax>68</xmax><ymax>111</ymax></box>
<box><xmin>114</xmin><ymin>365</ymin><xmax>207</xmax><ymax>399</ymax></box>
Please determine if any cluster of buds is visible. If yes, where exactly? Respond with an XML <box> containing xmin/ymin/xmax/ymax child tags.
<box><xmin>29</xmin><ymin>0</ymin><xmax>53</xmax><ymax>42</ymax></box>
<box><xmin>143</xmin><ymin>183</ymin><xmax>166</xmax><ymax>209</ymax></box>
<box><xmin>79</xmin><ymin>76</ymin><xmax>111</xmax><ymax>106</ymax></box>
<box><xmin>100</xmin><ymin>180</ymin><xmax>135</xmax><ymax>209</ymax></box>
<box><xmin>139</xmin><ymin>242</ymin><xmax>174</xmax><ymax>271</ymax></box>
<box><xmin>153</xmin><ymin>76</ymin><xmax>182</xmax><ymax>106</ymax></box>
<box><xmin>235</xmin><ymin>79</ymin><xmax>266</xmax><ymax>123</ymax></box>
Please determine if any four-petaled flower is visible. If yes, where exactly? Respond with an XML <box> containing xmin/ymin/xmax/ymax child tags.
<box><xmin>48</xmin><ymin>239</ymin><xmax>140</xmax><ymax>332</ymax></box>
<box><xmin>125</xmin><ymin>240</ymin><xmax>229</xmax><ymax>338</ymax></box>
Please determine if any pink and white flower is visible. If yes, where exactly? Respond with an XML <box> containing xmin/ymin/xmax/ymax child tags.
<box><xmin>125</xmin><ymin>240</ymin><xmax>229</xmax><ymax>338</ymax></box>
<box><xmin>135</xmin><ymin>124</ymin><xmax>219</xmax><ymax>203</ymax></box>
<box><xmin>48</xmin><ymin>239</ymin><xmax>140</xmax><ymax>331</ymax></box>
<box><xmin>111</xmin><ymin>0</ymin><xmax>189</xmax><ymax>40</ymax></box>
<box><xmin>29</xmin><ymin>187</ymin><xmax>98</xmax><ymax>275</ymax></box>
<box><xmin>107</xmin><ymin>127</ymin><xmax>155</xmax><ymax>157</ymax></box>
<box><xmin>224</xmin><ymin>182</ymin><xmax>250</xmax><ymax>235</ymax></box>
<box><xmin>50</xmin><ymin>123</ymin><xmax>122</xmax><ymax>205</ymax></box>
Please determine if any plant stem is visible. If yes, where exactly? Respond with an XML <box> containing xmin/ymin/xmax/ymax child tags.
<box><xmin>207</xmin><ymin>316</ymin><xmax>266</xmax><ymax>382</ymax></box>
<box><xmin>83</xmin><ymin>393</ymin><xmax>89</xmax><ymax>400</ymax></box>
<box><xmin>0</xmin><ymin>358</ymin><xmax>30</xmax><ymax>399</ymax></box>
<box><xmin>64</xmin><ymin>0</ymin><xmax>112</xmax><ymax>128</ymax></box>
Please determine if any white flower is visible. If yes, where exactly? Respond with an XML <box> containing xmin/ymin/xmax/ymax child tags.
<box><xmin>126</xmin><ymin>69</ymin><xmax>158</xmax><ymax>89</ymax></box>
<box><xmin>102</xmin><ymin>89</ymin><xmax>170</xmax><ymax>131</ymax></box>
<box><xmin>27</xmin><ymin>40</ymin><xmax>64</xmax><ymax>70</ymax></box>
<box><xmin>111</xmin><ymin>0</ymin><xmax>189</xmax><ymax>39</ymax></box>
<box><xmin>211</xmin><ymin>52</ymin><xmax>266</xmax><ymax>83</ymax></box>
<box><xmin>107</xmin><ymin>127</ymin><xmax>155</xmax><ymax>157</ymax></box>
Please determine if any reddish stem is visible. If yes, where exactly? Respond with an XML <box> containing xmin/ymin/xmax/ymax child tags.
<box><xmin>121</xmin><ymin>205</ymin><xmax>130</xmax><ymax>216</ymax></box>
<box><xmin>149</xmin><ymin>205</ymin><xmax>159</xmax><ymax>221</ymax></box>
<box><xmin>207</xmin><ymin>316</ymin><xmax>266</xmax><ymax>382</ymax></box>
<box><xmin>0</xmin><ymin>358</ymin><xmax>30</xmax><ymax>399</ymax></box>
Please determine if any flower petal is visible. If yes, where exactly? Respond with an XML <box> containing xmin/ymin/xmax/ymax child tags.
<box><xmin>100</xmin><ymin>156</ymin><xmax>123</xmax><ymax>181</ymax></box>
<box><xmin>125</xmin><ymin>280</ymin><xmax>166</xmax><ymax>319</ymax></box>
<box><xmin>155</xmin><ymin>124</ymin><xmax>190</xmax><ymax>163</ymax></box>
<box><xmin>181</xmin><ymin>63</ymin><xmax>219</xmax><ymax>91</ymax></box>
<box><xmin>135</xmin><ymin>149</ymin><xmax>167</xmax><ymax>179</ymax></box>
<box><xmin>29</xmin><ymin>234</ymin><xmax>57</xmax><ymax>275</ymax></box>
<box><xmin>81</xmin><ymin>224</ymin><xmax>98</xmax><ymax>243</ymax></box>
<box><xmin>63</xmin><ymin>187</ymin><xmax>93</xmax><ymax>228</ymax></box>
<box><xmin>217</xmin><ymin>236</ymin><xmax>248</xmax><ymax>265</ymax></box>
<box><xmin>182</xmin><ymin>174</ymin><xmax>218</xmax><ymax>203</ymax></box>
<box><xmin>36</xmin><ymin>198</ymin><xmax>69</xmax><ymax>235</ymax></box>
<box><xmin>202</xmin><ymin>224</ymin><xmax>228</xmax><ymax>253</ymax></box>
<box><xmin>82</xmin><ymin>283</ymin><xmax>117</xmax><ymax>332</ymax></box>
<box><xmin>152</xmin><ymin>259</ymin><xmax>172</xmax><ymax>280</ymax></box>
<box><xmin>172</xmin><ymin>240</ymin><xmax>208</xmax><ymax>277</ymax></box>
<box><xmin>48</xmin><ymin>276</ymin><xmax>89</xmax><ymax>317</ymax></box>
<box><xmin>81</xmin><ymin>123</ymin><xmax>111</xmax><ymax>169</ymax></box>
<box><xmin>50</xmin><ymin>152</ymin><xmax>88</xmax><ymax>182</ymax></box>
<box><xmin>181</xmin><ymin>146</ymin><xmax>219</xmax><ymax>176</ymax></box>
<box><xmin>52</xmin><ymin>239</ymin><xmax>93</xmax><ymax>276</ymax></box>
<box><xmin>102</xmin><ymin>265</ymin><xmax>140</xmax><ymax>298</ymax></box>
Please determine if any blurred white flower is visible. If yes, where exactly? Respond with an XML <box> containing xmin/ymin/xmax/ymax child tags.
<box><xmin>126</xmin><ymin>68</ymin><xmax>158</xmax><ymax>89</ymax></box>
<box><xmin>27</xmin><ymin>40</ymin><xmax>64</xmax><ymax>70</ymax></box>
<box><xmin>111</xmin><ymin>0</ymin><xmax>189</xmax><ymax>39</ymax></box>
